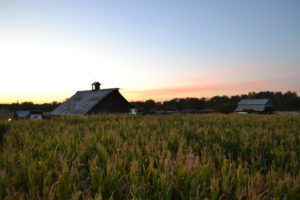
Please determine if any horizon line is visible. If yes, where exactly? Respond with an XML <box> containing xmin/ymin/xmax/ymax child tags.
<box><xmin>1</xmin><ymin>90</ymin><xmax>299</xmax><ymax>104</ymax></box>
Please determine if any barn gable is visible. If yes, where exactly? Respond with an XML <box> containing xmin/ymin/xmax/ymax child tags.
<box><xmin>88</xmin><ymin>90</ymin><xmax>132</xmax><ymax>114</ymax></box>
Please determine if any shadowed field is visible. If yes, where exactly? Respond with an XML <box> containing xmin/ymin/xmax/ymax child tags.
<box><xmin>0</xmin><ymin>114</ymin><xmax>299</xmax><ymax>199</ymax></box>
<box><xmin>0</xmin><ymin>112</ymin><xmax>13</xmax><ymax>121</ymax></box>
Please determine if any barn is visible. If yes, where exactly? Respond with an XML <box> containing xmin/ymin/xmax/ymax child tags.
<box><xmin>235</xmin><ymin>99</ymin><xmax>274</xmax><ymax>113</ymax></box>
<box><xmin>51</xmin><ymin>82</ymin><xmax>133</xmax><ymax>116</ymax></box>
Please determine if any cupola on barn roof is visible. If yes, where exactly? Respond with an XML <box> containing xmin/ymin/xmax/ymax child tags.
<box><xmin>92</xmin><ymin>82</ymin><xmax>101</xmax><ymax>91</ymax></box>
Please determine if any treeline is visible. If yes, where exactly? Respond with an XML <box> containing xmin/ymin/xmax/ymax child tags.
<box><xmin>1</xmin><ymin>91</ymin><xmax>299</xmax><ymax>113</ymax></box>
<box><xmin>0</xmin><ymin>101</ymin><xmax>61</xmax><ymax>112</ymax></box>
<box><xmin>131</xmin><ymin>91</ymin><xmax>300</xmax><ymax>113</ymax></box>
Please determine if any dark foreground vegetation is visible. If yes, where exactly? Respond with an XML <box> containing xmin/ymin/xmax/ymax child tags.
<box><xmin>1</xmin><ymin>91</ymin><xmax>299</xmax><ymax>113</ymax></box>
<box><xmin>0</xmin><ymin>114</ymin><xmax>299</xmax><ymax>199</ymax></box>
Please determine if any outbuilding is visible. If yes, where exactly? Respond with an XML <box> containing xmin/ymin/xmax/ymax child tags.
<box><xmin>50</xmin><ymin>82</ymin><xmax>133</xmax><ymax>116</ymax></box>
<box><xmin>14</xmin><ymin>111</ymin><xmax>30</xmax><ymax>119</ymax></box>
<box><xmin>235</xmin><ymin>99</ymin><xmax>274</xmax><ymax>113</ymax></box>
<box><xmin>14</xmin><ymin>110</ymin><xmax>43</xmax><ymax>120</ymax></box>
<box><xmin>30</xmin><ymin>110</ymin><xmax>43</xmax><ymax>119</ymax></box>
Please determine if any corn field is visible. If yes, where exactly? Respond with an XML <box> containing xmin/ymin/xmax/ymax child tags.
<box><xmin>0</xmin><ymin>114</ymin><xmax>299</xmax><ymax>199</ymax></box>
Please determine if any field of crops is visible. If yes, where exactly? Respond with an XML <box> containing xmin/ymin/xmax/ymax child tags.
<box><xmin>0</xmin><ymin>114</ymin><xmax>299</xmax><ymax>199</ymax></box>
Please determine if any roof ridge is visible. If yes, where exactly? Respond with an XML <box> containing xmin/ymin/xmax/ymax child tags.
<box><xmin>240</xmin><ymin>98</ymin><xmax>269</xmax><ymax>100</ymax></box>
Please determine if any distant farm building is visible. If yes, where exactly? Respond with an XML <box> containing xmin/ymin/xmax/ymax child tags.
<box><xmin>235</xmin><ymin>99</ymin><xmax>274</xmax><ymax>113</ymax></box>
<box><xmin>14</xmin><ymin>110</ymin><xmax>43</xmax><ymax>120</ymax></box>
<box><xmin>30</xmin><ymin>110</ymin><xmax>43</xmax><ymax>119</ymax></box>
<box><xmin>51</xmin><ymin>82</ymin><xmax>132</xmax><ymax>116</ymax></box>
<box><xmin>0</xmin><ymin>108</ymin><xmax>10</xmax><ymax>114</ymax></box>
<box><xmin>14</xmin><ymin>111</ymin><xmax>30</xmax><ymax>119</ymax></box>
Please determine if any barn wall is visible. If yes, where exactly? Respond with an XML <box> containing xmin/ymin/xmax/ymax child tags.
<box><xmin>235</xmin><ymin>104</ymin><xmax>273</xmax><ymax>113</ymax></box>
<box><xmin>88</xmin><ymin>90</ymin><xmax>132</xmax><ymax>114</ymax></box>
<box><xmin>266</xmin><ymin>100</ymin><xmax>274</xmax><ymax>107</ymax></box>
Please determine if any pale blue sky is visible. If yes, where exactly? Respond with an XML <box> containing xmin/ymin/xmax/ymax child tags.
<box><xmin>0</xmin><ymin>0</ymin><xmax>299</xmax><ymax>102</ymax></box>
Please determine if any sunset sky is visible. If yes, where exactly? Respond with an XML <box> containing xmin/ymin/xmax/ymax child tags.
<box><xmin>1</xmin><ymin>0</ymin><xmax>300</xmax><ymax>103</ymax></box>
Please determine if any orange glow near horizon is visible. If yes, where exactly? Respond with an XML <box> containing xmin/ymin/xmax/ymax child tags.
<box><xmin>1</xmin><ymin>77</ymin><xmax>299</xmax><ymax>104</ymax></box>
<box><xmin>125</xmin><ymin>79</ymin><xmax>300</xmax><ymax>102</ymax></box>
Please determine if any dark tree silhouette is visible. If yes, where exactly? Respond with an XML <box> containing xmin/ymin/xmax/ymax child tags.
<box><xmin>1</xmin><ymin>91</ymin><xmax>299</xmax><ymax>113</ymax></box>
<box><xmin>131</xmin><ymin>91</ymin><xmax>300</xmax><ymax>113</ymax></box>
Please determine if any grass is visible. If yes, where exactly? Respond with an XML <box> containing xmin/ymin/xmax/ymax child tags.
<box><xmin>0</xmin><ymin>114</ymin><xmax>299</xmax><ymax>199</ymax></box>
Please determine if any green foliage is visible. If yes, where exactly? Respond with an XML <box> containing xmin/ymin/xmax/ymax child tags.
<box><xmin>0</xmin><ymin>114</ymin><xmax>300</xmax><ymax>199</ymax></box>
<box><xmin>0</xmin><ymin>122</ymin><xmax>10</xmax><ymax>147</ymax></box>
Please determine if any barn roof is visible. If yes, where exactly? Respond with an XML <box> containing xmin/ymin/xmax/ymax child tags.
<box><xmin>51</xmin><ymin>88</ymin><xmax>118</xmax><ymax>116</ymax></box>
<box><xmin>92</xmin><ymin>82</ymin><xmax>101</xmax><ymax>85</ymax></box>
<box><xmin>235</xmin><ymin>99</ymin><xmax>273</xmax><ymax>112</ymax></box>
<box><xmin>237</xmin><ymin>99</ymin><xmax>271</xmax><ymax>105</ymax></box>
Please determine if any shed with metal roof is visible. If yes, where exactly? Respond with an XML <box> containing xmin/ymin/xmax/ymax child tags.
<box><xmin>235</xmin><ymin>99</ymin><xmax>273</xmax><ymax>113</ymax></box>
<box><xmin>14</xmin><ymin>111</ymin><xmax>30</xmax><ymax>119</ymax></box>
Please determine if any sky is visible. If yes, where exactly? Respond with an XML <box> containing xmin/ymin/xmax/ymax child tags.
<box><xmin>0</xmin><ymin>0</ymin><xmax>300</xmax><ymax>103</ymax></box>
